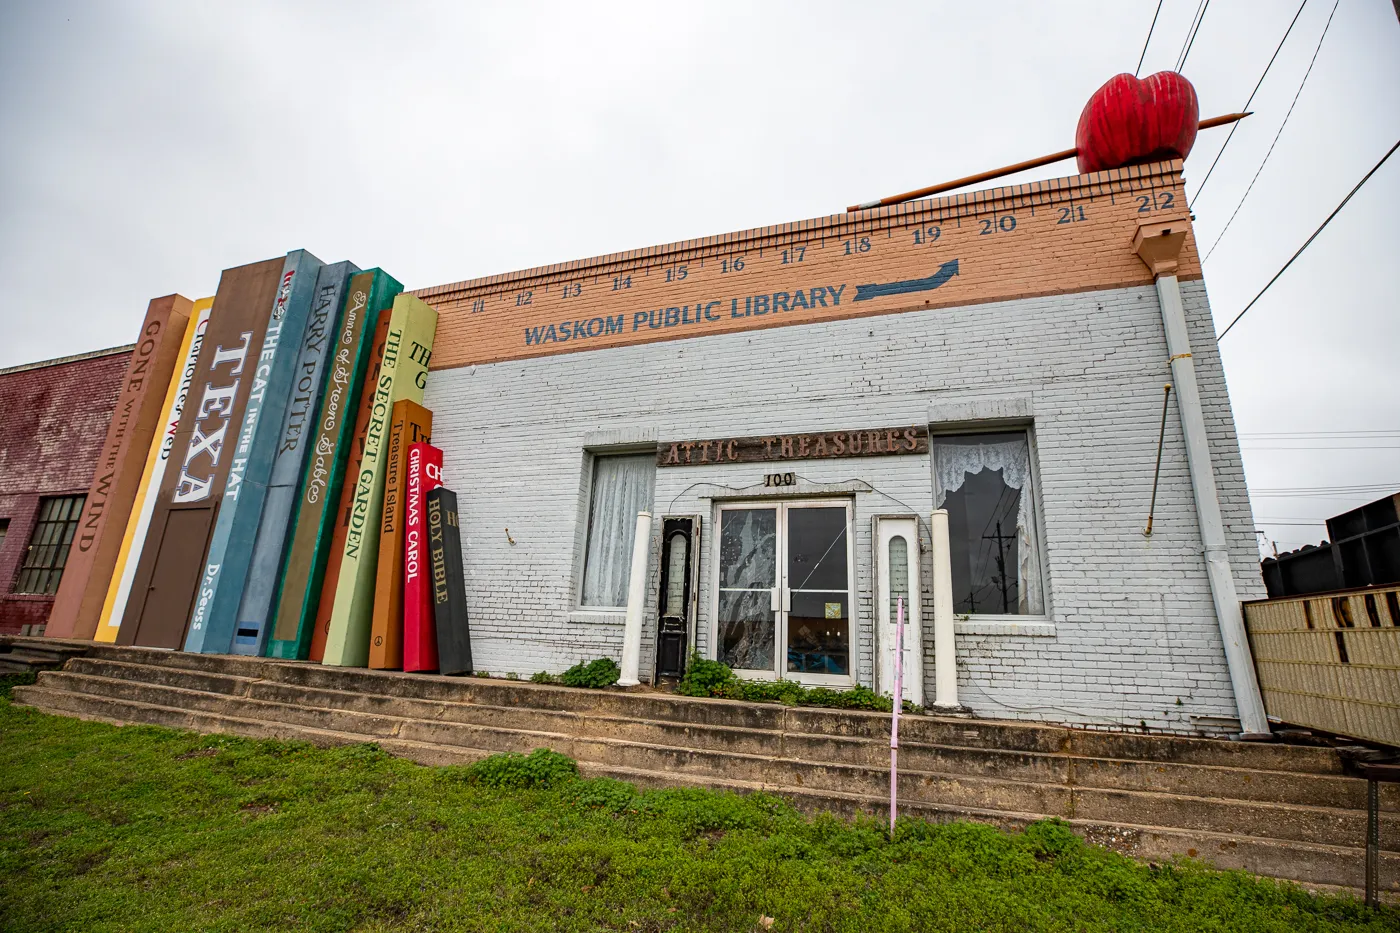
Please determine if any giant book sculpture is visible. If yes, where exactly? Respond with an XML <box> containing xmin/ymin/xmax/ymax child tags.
<box><xmin>368</xmin><ymin>400</ymin><xmax>433</xmax><ymax>669</ymax></box>
<box><xmin>117</xmin><ymin>257</ymin><xmax>285</xmax><ymax>649</ymax></box>
<box><xmin>427</xmin><ymin>486</ymin><xmax>472</xmax><ymax>675</ymax></box>
<box><xmin>47</xmin><ymin>294</ymin><xmax>192</xmax><ymax>639</ymax></box>
<box><xmin>322</xmin><ymin>294</ymin><xmax>437</xmax><ymax>668</ymax></box>
<box><xmin>269</xmin><ymin>269</ymin><xmax>401</xmax><ymax>660</ymax></box>
<box><xmin>402</xmin><ymin>442</ymin><xmax>443</xmax><ymax>672</ymax></box>
<box><xmin>95</xmin><ymin>300</ymin><xmax>212</xmax><ymax>643</ymax></box>
<box><xmin>308</xmin><ymin>316</ymin><xmax>391</xmax><ymax>662</ymax></box>
<box><xmin>184</xmin><ymin>250</ymin><xmax>325</xmax><ymax>654</ymax></box>
<box><xmin>231</xmin><ymin>260</ymin><xmax>359</xmax><ymax>656</ymax></box>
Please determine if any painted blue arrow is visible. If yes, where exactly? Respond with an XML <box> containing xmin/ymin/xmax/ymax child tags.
<box><xmin>854</xmin><ymin>259</ymin><xmax>959</xmax><ymax>302</ymax></box>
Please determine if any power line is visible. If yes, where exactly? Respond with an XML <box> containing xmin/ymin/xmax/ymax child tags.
<box><xmin>1192</xmin><ymin>0</ymin><xmax>1309</xmax><ymax>203</ymax></box>
<box><xmin>1176</xmin><ymin>0</ymin><xmax>1212</xmax><ymax>72</ymax></box>
<box><xmin>1202</xmin><ymin>0</ymin><xmax>1339</xmax><ymax>263</ymax></box>
<box><xmin>1135</xmin><ymin>0</ymin><xmax>1165</xmax><ymax>76</ymax></box>
<box><xmin>1217</xmin><ymin>136</ymin><xmax>1400</xmax><ymax>340</ymax></box>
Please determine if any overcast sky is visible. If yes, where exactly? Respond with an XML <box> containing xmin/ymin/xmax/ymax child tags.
<box><xmin>1</xmin><ymin>1</ymin><xmax>1396</xmax><ymax>552</ymax></box>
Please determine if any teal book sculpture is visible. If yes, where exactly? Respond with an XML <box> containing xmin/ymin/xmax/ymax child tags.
<box><xmin>183</xmin><ymin>249</ymin><xmax>324</xmax><ymax>654</ymax></box>
<box><xmin>232</xmin><ymin>260</ymin><xmax>358</xmax><ymax>656</ymax></box>
<box><xmin>266</xmin><ymin>269</ymin><xmax>403</xmax><ymax>660</ymax></box>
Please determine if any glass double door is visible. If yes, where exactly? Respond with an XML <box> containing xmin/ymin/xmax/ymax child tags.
<box><xmin>715</xmin><ymin>500</ymin><xmax>853</xmax><ymax>685</ymax></box>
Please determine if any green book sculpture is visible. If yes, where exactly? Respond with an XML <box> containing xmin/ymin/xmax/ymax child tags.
<box><xmin>321</xmin><ymin>293</ymin><xmax>437</xmax><ymax>667</ymax></box>
<box><xmin>266</xmin><ymin>269</ymin><xmax>402</xmax><ymax>660</ymax></box>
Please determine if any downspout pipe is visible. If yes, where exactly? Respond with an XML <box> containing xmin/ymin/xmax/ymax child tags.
<box><xmin>1134</xmin><ymin>219</ymin><xmax>1270</xmax><ymax>739</ymax></box>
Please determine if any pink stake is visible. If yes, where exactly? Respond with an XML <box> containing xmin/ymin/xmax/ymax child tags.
<box><xmin>890</xmin><ymin>596</ymin><xmax>904</xmax><ymax>838</ymax></box>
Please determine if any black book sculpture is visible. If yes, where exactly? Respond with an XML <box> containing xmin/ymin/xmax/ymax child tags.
<box><xmin>426</xmin><ymin>487</ymin><xmax>473</xmax><ymax>675</ymax></box>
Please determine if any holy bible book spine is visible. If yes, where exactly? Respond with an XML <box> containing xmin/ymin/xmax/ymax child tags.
<box><xmin>322</xmin><ymin>294</ymin><xmax>438</xmax><ymax>668</ymax></box>
<box><xmin>307</xmin><ymin>315</ymin><xmax>391</xmax><ymax>663</ymax></box>
<box><xmin>185</xmin><ymin>249</ymin><xmax>326</xmax><ymax>654</ymax></box>
<box><xmin>427</xmin><ymin>487</ymin><xmax>472</xmax><ymax>676</ymax></box>
<box><xmin>46</xmin><ymin>293</ymin><xmax>193</xmax><ymax>639</ymax></box>
<box><xmin>367</xmin><ymin>400</ymin><xmax>433</xmax><ymax>669</ymax></box>
<box><xmin>268</xmin><ymin>269</ymin><xmax>401</xmax><ymax>661</ymax></box>
<box><xmin>117</xmin><ymin>256</ymin><xmax>287</xmax><ymax>650</ymax></box>
<box><xmin>402</xmin><ymin>442</ymin><xmax>443</xmax><ymax>673</ymax></box>
<box><xmin>95</xmin><ymin>299</ymin><xmax>212</xmax><ymax>643</ymax></box>
<box><xmin>232</xmin><ymin>260</ymin><xmax>359</xmax><ymax>657</ymax></box>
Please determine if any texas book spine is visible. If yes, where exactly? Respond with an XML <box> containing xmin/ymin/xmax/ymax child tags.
<box><xmin>184</xmin><ymin>249</ymin><xmax>325</xmax><ymax>654</ymax></box>
<box><xmin>268</xmin><ymin>269</ymin><xmax>402</xmax><ymax>660</ymax></box>
<box><xmin>427</xmin><ymin>486</ymin><xmax>472</xmax><ymax>676</ymax></box>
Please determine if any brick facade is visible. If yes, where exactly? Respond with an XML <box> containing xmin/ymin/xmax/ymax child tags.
<box><xmin>0</xmin><ymin>347</ymin><xmax>132</xmax><ymax>633</ymax></box>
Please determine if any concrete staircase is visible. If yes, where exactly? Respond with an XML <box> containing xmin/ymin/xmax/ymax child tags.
<box><xmin>10</xmin><ymin>637</ymin><xmax>1396</xmax><ymax>895</ymax></box>
<box><xmin>0</xmin><ymin>636</ymin><xmax>88</xmax><ymax>674</ymax></box>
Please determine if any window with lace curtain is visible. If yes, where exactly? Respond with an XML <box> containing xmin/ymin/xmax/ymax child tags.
<box><xmin>579</xmin><ymin>453</ymin><xmax>656</xmax><ymax>609</ymax></box>
<box><xmin>931</xmin><ymin>431</ymin><xmax>1044</xmax><ymax>615</ymax></box>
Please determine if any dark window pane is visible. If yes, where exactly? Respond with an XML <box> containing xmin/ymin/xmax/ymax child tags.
<box><xmin>786</xmin><ymin>592</ymin><xmax>849</xmax><ymax>676</ymax></box>
<box><xmin>787</xmin><ymin>507</ymin><xmax>847</xmax><ymax>591</ymax></box>
<box><xmin>13</xmin><ymin>495</ymin><xmax>86</xmax><ymax>595</ymax></box>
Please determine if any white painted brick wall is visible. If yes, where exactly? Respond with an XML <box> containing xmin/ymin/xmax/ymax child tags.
<box><xmin>424</xmin><ymin>278</ymin><xmax>1262</xmax><ymax>735</ymax></box>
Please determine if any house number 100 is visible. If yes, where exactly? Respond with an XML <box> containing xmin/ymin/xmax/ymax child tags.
<box><xmin>764</xmin><ymin>472</ymin><xmax>796</xmax><ymax>487</ymax></box>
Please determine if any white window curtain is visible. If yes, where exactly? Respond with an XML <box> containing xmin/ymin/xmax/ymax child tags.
<box><xmin>581</xmin><ymin>453</ymin><xmax>656</xmax><ymax>608</ymax></box>
<box><xmin>934</xmin><ymin>436</ymin><xmax>1044</xmax><ymax>614</ymax></box>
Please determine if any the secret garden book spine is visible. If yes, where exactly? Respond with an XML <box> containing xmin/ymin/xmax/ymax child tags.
<box><xmin>427</xmin><ymin>486</ymin><xmax>472</xmax><ymax>676</ymax></box>
<box><xmin>368</xmin><ymin>400</ymin><xmax>432</xmax><ymax>669</ymax></box>
<box><xmin>322</xmin><ymin>294</ymin><xmax>437</xmax><ymax>668</ymax></box>
<box><xmin>184</xmin><ymin>249</ymin><xmax>325</xmax><ymax>654</ymax></box>
<box><xmin>402</xmin><ymin>442</ymin><xmax>443</xmax><ymax>672</ymax></box>
<box><xmin>232</xmin><ymin>260</ymin><xmax>358</xmax><ymax>656</ymax></box>
<box><xmin>268</xmin><ymin>269</ymin><xmax>401</xmax><ymax>660</ymax></box>
<box><xmin>308</xmin><ymin>316</ymin><xmax>391</xmax><ymax>663</ymax></box>
<box><xmin>95</xmin><ymin>300</ymin><xmax>211</xmax><ymax>643</ymax></box>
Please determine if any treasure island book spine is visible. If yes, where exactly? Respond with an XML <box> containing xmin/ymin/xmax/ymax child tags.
<box><xmin>427</xmin><ymin>487</ymin><xmax>472</xmax><ymax>676</ymax></box>
<box><xmin>231</xmin><ymin>260</ymin><xmax>359</xmax><ymax>656</ymax></box>
<box><xmin>117</xmin><ymin>257</ymin><xmax>286</xmax><ymax>649</ymax></box>
<box><xmin>94</xmin><ymin>299</ymin><xmax>212</xmax><ymax>643</ymax></box>
<box><xmin>402</xmin><ymin>442</ymin><xmax>443</xmax><ymax>672</ymax></box>
<box><xmin>268</xmin><ymin>269</ymin><xmax>401</xmax><ymax>660</ymax></box>
<box><xmin>322</xmin><ymin>294</ymin><xmax>438</xmax><ymax>668</ymax></box>
<box><xmin>184</xmin><ymin>249</ymin><xmax>325</xmax><ymax>654</ymax></box>
<box><xmin>46</xmin><ymin>294</ymin><xmax>192</xmax><ymax>639</ymax></box>
<box><xmin>308</xmin><ymin>316</ymin><xmax>392</xmax><ymax>662</ymax></box>
<box><xmin>367</xmin><ymin>400</ymin><xmax>433</xmax><ymax>669</ymax></box>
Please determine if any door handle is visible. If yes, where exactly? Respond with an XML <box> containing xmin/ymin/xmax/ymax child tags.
<box><xmin>770</xmin><ymin>587</ymin><xmax>780</xmax><ymax>612</ymax></box>
<box><xmin>782</xmin><ymin>588</ymin><xmax>792</xmax><ymax>612</ymax></box>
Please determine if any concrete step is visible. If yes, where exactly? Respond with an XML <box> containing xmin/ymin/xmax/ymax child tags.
<box><xmin>54</xmin><ymin>657</ymin><xmax>1392</xmax><ymax>815</ymax></box>
<box><xmin>27</xmin><ymin>669</ymin><xmax>1399</xmax><ymax>854</ymax></box>
<box><xmin>12</xmin><ymin>681</ymin><xmax>1391</xmax><ymax>895</ymax></box>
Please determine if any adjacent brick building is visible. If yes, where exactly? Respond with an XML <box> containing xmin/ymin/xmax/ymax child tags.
<box><xmin>0</xmin><ymin>346</ymin><xmax>132</xmax><ymax>634</ymax></box>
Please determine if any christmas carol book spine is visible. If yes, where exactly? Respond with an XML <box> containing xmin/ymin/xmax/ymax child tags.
<box><xmin>47</xmin><ymin>293</ymin><xmax>192</xmax><ymax>639</ymax></box>
<box><xmin>322</xmin><ymin>294</ymin><xmax>437</xmax><ymax>668</ymax></box>
<box><xmin>185</xmin><ymin>249</ymin><xmax>325</xmax><ymax>654</ymax></box>
<box><xmin>402</xmin><ymin>442</ymin><xmax>443</xmax><ymax>672</ymax></box>
<box><xmin>232</xmin><ymin>260</ymin><xmax>359</xmax><ymax>656</ymax></box>
<box><xmin>427</xmin><ymin>487</ymin><xmax>472</xmax><ymax>676</ymax></box>
<box><xmin>368</xmin><ymin>400</ymin><xmax>433</xmax><ymax>669</ymax></box>
<box><xmin>95</xmin><ymin>300</ymin><xmax>212</xmax><ymax>643</ymax></box>
<box><xmin>268</xmin><ymin>269</ymin><xmax>401</xmax><ymax>660</ymax></box>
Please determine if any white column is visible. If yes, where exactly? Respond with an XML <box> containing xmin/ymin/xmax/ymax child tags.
<box><xmin>930</xmin><ymin>509</ymin><xmax>959</xmax><ymax>709</ymax></box>
<box><xmin>618</xmin><ymin>510</ymin><xmax>653</xmax><ymax>687</ymax></box>
<box><xmin>1154</xmin><ymin>274</ymin><xmax>1269</xmax><ymax>737</ymax></box>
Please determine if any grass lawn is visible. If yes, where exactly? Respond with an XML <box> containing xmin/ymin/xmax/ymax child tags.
<box><xmin>0</xmin><ymin>675</ymin><xmax>1394</xmax><ymax>933</ymax></box>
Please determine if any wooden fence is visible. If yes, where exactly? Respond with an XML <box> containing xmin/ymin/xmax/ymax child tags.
<box><xmin>1243</xmin><ymin>585</ymin><xmax>1400</xmax><ymax>747</ymax></box>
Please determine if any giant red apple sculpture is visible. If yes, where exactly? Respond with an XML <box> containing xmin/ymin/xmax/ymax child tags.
<box><xmin>1076</xmin><ymin>71</ymin><xmax>1199</xmax><ymax>174</ymax></box>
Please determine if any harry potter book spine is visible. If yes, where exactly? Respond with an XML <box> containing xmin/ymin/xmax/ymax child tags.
<box><xmin>184</xmin><ymin>249</ymin><xmax>325</xmax><ymax>654</ymax></box>
<box><xmin>94</xmin><ymin>300</ymin><xmax>212</xmax><ymax>642</ymax></box>
<box><xmin>268</xmin><ymin>269</ymin><xmax>401</xmax><ymax>660</ymax></box>
<box><xmin>402</xmin><ymin>442</ymin><xmax>443</xmax><ymax>672</ymax></box>
<box><xmin>47</xmin><ymin>294</ymin><xmax>193</xmax><ymax>639</ymax></box>
<box><xmin>322</xmin><ymin>294</ymin><xmax>437</xmax><ymax>668</ymax></box>
<box><xmin>367</xmin><ymin>400</ymin><xmax>432</xmax><ymax>669</ymax></box>
<box><xmin>231</xmin><ymin>260</ymin><xmax>358</xmax><ymax>656</ymax></box>
<box><xmin>427</xmin><ymin>487</ymin><xmax>472</xmax><ymax>676</ymax></box>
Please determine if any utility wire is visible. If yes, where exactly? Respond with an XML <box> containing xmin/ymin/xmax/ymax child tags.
<box><xmin>1176</xmin><ymin>0</ymin><xmax>1212</xmax><ymax>72</ymax></box>
<box><xmin>1217</xmin><ymin>137</ymin><xmax>1400</xmax><ymax>341</ymax></box>
<box><xmin>1192</xmin><ymin>0</ymin><xmax>1309</xmax><ymax>203</ymax></box>
<box><xmin>1202</xmin><ymin>0</ymin><xmax>1339</xmax><ymax>262</ymax></box>
<box><xmin>1135</xmin><ymin>0</ymin><xmax>1165</xmax><ymax>76</ymax></box>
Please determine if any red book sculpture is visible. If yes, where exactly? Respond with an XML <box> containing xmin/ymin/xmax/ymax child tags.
<box><xmin>402</xmin><ymin>442</ymin><xmax>443</xmax><ymax>672</ymax></box>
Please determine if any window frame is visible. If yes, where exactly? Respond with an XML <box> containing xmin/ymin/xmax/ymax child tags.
<box><xmin>574</xmin><ymin>448</ymin><xmax>657</xmax><ymax>612</ymax></box>
<box><xmin>12</xmin><ymin>495</ymin><xmax>87</xmax><ymax>597</ymax></box>
<box><xmin>929</xmin><ymin>426</ymin><xmax>1049</xmax><ymax>621</ymax></box>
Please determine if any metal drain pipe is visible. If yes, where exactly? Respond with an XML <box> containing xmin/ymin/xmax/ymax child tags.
<box><xmin>1134</xmin><ymin>218</ymin><xmax>1268</xmax><ymax>738</ymax></box>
